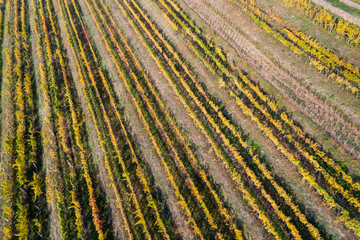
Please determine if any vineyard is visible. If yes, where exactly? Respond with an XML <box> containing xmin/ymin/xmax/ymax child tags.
<box><xmin>0</xmin><ymin>0</ymin><xmax>359</xmax><ymax>239</ymax></box>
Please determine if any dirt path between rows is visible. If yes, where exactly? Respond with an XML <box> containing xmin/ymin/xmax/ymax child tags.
<box><xmin>182</xmin><ymin>0</ymin><xmax>360</xmax><ymax>160</ymax></box>
<box><xmin>340</xmin><ymin>0</ymin><xmax>360</xmax><ymax>11</ymax></box>
<box><xmin>255</xmin><ymin>0</ymin><xmax>360</xmax><ymax>67</ymax></box>
<box><xmin>313</xmin><ymin>0</ymin><xmax>360</xmax><ymax>26</ymax></box>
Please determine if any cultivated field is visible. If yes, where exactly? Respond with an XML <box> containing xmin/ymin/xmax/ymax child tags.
<box><xmin>0</xmin><ymin>0</ymin><xmax>359</xmax><ymax>239</ymax></box>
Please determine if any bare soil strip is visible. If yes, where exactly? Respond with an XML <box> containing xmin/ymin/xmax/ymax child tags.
<box><xmin>313</xmin><ymin>0</ymin><xmax>360</xmax><ymax>26</ymax></box>
<box><xmin>340</xmin><ymin>0</ymin><xmax>360</xmax><ymax>11</ymax></box>
<box><xmin>254</xmin><ymin>0</ymin><xmax>360</xmax><ymax>67</ymax></box>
